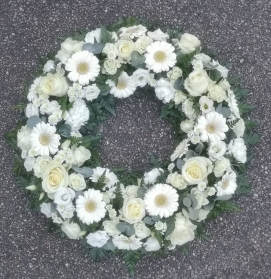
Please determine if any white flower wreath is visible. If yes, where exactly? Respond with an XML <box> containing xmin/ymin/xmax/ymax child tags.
<box><xmin>7</xmin><ymin>17</ymin><xmax>259</xmax><ymax>277</ymax></box>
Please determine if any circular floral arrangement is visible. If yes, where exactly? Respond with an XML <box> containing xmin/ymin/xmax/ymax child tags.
<box><xmin>7</xmin><ymin>17</ymin><xmax>259</xmax><ymax>277</ymax></box>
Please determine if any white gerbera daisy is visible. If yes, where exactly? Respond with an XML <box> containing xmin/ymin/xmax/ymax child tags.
<box><xmin>76</xmin><ymin>189</ymin><xmax>106</xmax><ymax>224</ymax></box>
<box><xmin>112</xmin><ymin>235</ymin><xmax>142</xmax><ymax>250</ymax></box>
<box><xmin>215</xmin><ymin>171</ymin><xmax>237</xmax><ymax>196</ymax></box>
<box><xmin>107</xmin><ymin>72</ymin><xmax>137</xmax><ymax>98</ymax></box>
<box><xmin>170</xmin><ymin>139</ymin><xmax>190</xmax><ymax>161</ymax></box>
<box><xmin>145</xmin><ymin>41</ymin><xmax>177</xmax><ymax>73</ymax></box>
<box><xmin>30</xmin><ymin>122</ymin><xmax>60</xmax><ymax>156</ymax></box>
<box><xmin>144</xmin><ymin>184</ymin><xmax>179</xmax><ymax>218</ymax></box>
<box><xmin>196</xmin><ymin>111</ymin><xmax>229</xmax><ymax>142</ymax></box>
<box><xmin>65</xmin><ymin>50</ymin><xmax>100</xmax><ymax>85</ymax></box>
<box><xmin>27</xmin><ymin>77</ymin><xmax>42</xmax><ymax>102</ymax></box>
<box><xmin>90</xmin><ymin>167</ymin><xmax>118</xmax><ymax>190</ymax></box>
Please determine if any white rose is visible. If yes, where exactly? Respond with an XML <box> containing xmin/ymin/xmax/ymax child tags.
<box><xmin>132</xmin><ymin>69</ymin><xmax>149</xmax><ymax>87</ymax></box>
<box><xmin>174</xmin><ymin>91</ymin><xmax>187</xmax><ymax>105</ymax></box>
<box><xmin>56</xmin><ymin>38</ymin><xmax>84</xmax><ymax>63</ymax></box>
<box><xmin>228</xmin><ymin>138</ymin><xmax>247</xmax><ymax>163</ymax></box>
<box><xmin>38</xmin><ymin>73</ymin><xmax>69</xmax><ymax>97</ymax></box>
<box><xmin>83</xmin><ymin>84</ymin><xmax>100</xmax><ymax>101</ymax></box>
<box><xmin>102</xmin><ymin>59</ymin><xmax>121</xmax><ymax>75</ymax></box>
<box><xmin>122</xmin><ymin>198</ymin><xmax>146</xmax><ymax>224</ymax></box>
<box><xmin>233</xmin><ymin>119</ymin><xmax>246</xmax><ymax>137</ymax></box>
<box><xmin>178</xmin><ymin>33</ymin><xmax>201</xmax><ymax>54</ymax></box>
<box><xmin>144</xmin><ymin>168</ymin><xmax>164</xmax><ymax>184</ymax></box>
<box><xmin>147</xmin><ymin>28</ymin><xmax>169</xmax><ymax>41</ymax></box>
<box><xmin>69</xmin><ymin>173</ymin><xmax>86</xmax><ymax>191</ymax></box>
<box><xmin>208</xmin><ymin>141</ymin><xmax>227</xmax><ymax>161</ymax></box>
<box><xmin>54</xmin><ymin>187</ymin><xmax>75</xmax><ymax>205</ymax></box>
<box><xmin>103</xmin><ymin>219</ymin><xmax>120</xmax><ymax>236</ymax></box>
<box><xmin>134</xmin><ymin>221</ymin><xmax>151</xmax><ymax>239</ymax></box>
<box><xmin>166</xmin><ymin>172</ymin><xmax>187</xmax><ymax>190</ymax></box>
<box><xmin>42</xmin><ymin>161</ymin><xmax>69</xmax><ymax>194</ymax></box>
<box><xmin>17</xmin><ymin>125</ymin><xmax>32</xmax><ymax>151</ymax></box>
<box><xmin>184</xmin><ymin>70</ymin><xmax>210</xmax><ymax>96</ymax></box>
<box><xmin>119</xmin><ymin>25</ymin><xmax>147</xmax><ymax>39</ymax></box>
<box><xmin>155</xmin><ymin>78</ymin><xmax>175</xmax><ymax>103</ymax></box>
<box><xmin>24</xmin><ymin>156</ymin><xmax>36</xmax><ymax>172</ymax></box>
<box><xmin>33</xmin><ymin>156</ymin><xmax>52</xmax><ymax>178</ymax></box>
<box><xmin>135</xmin><ymin>35</ymin><xmax>153</xmax><ymax>54</ymax></box>
<box><xmin>114</xmin><ymin>39</ymin><xmax>135</xmax><ymax>62</ymax></box>
<box><xmin>180</xmin><ymin>119</ymin><xmax>194</xmax><ymax>133</ymax></box>
<box><xmin>167</xmin><ymin>213</ymin><xmax>197</xmax><ymax>246</ymax></box>
<box><xmin>86</xmin><ymin>231</ymin><xmax>109</xmax><ymax>248</ymax></box>
<box><xmin>25</xmin><ymin>104</ymin><xmax>39</xmax><ymax>118</ymax></box>
<box><xmin>182</xmin><ymin>156</ymin><xmax>212</xmax><ymax>185</ymax></box>
<box><xmin>144</xmin><ymin>236</ymin><xmax>161</xmax><ymax>251</ymax></box>
<box><xmin>208</xmin><ymin>84</ymin><xmax>227</xmax><ymax>103</ymax></box>
<box><xmin>61</xmin><ymin>220</ymin><xmax>82</xmax><ymax>240</ymax></box>
<box><xmin>213</xmin><ymin>157</ymin><xmax>231</xmax><ymax>177</ymax></box>
<box><xmin>72</xmin><ymin>146</ymin><xmax>91</xmax><ymax>167</ymax></box>
<box><xmin>40</xmin><ymin>202</ymin><xmax>52</xmax><ymax>218</ymax></box>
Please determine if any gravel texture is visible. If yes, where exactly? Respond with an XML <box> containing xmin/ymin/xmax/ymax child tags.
<box><xmin>1</xmin><ymin>0</ymin><xmax>271</xmax><ymax>278</ymax></box>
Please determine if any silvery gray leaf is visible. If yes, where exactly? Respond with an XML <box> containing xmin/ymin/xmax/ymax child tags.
<box><xmin>176</xmin><ymin>158</ymin><xmax>185</xmax><ymax>169</ymax></box>
<box><xmin>82</xmin><ymin>43</ymin><xmax>104</xmax><ymax>54</ymax></box>
<box><xmin>195</xmin><ymin>142</ymin><xmax>204</xmax><ymax>155</ymax></box>
<box><xmin>143</xmin><ymin>216</ymin><xmax>154</xmax><ymax>225</ymax></box>
<box><xmin>204</xmin><ymin>202</ymin><xmax>215</xmax><ymax>211</ymax></box>
<box><xmin>59</xmin><ymin>124</ymin><xmax>71</xmax><ymax>137</ymax></box>
<box><xmin>173</xmin><ymin>77</ymin><xmax>184</xmax><ymax>91</ymax></box>
<box><xmin>151</xmin><ymin>215</ymin><xmax>160</xmax><ymax>222</ymax></box>
<box><xmin>27</xmin><ymin>116</ymin><xmax>41</xmax><ymax>129</ymax></box>
<box><xmin>216</xmin><ymin>103</ymin><xmax>231</xmax><ymax>118</ymax></box>
<box><xmin>130</xmin><ymin>51</ymin><xmax>146</xmax><ymax>66</ymax></box>
<box><xmin>183</xmin><ymin>197</ymin><xmax>192</xmax><ymax>207</ymax></box>
<box><xmin>103</xmin><ymin>239</ymin><xmax>115</xmax><ymax>251</ymax></box>
<box><xmin>116</xmin><ymin>222</ymin><xmax>127</xmax><ymax>233</ymax></box>
<box><xmin>185</xmin><ymin>150</ymin><xmax>195</xmax><ymax>159</ymax></box>
<box><xmin>125</xmin><ymin>224</ymin><xmax>135</xmax><ymax>237</ymax></box>
<box><xmin>188</xmin><ymin>207</ymin><xmax>199</xmax><ymax>220</ymax></box>
<box><xmin>80</xmin><ymin>167</ymin><xmax>93</xmax><ymax>178</ymax></box>
<box><xmin>186</xmin><ymin>193</ymin><xmax>198</xmax><ymax>208</ymax></box>
<box><xmin>137</xmin><ymin>187</ymin><xmax>147</xmax><ymax>199</ymax></box>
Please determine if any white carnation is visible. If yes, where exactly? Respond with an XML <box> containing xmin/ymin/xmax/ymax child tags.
<box><xmin>155</xmin><ymin>78</ymin><xmax>175</xmax><ymax>103</ymax></box>
<box><xmin>40</xmin><ymin>202</ymin><xmax>52</xmax><ymax>218</ymax></box>
<box><xmin>208</xmin><ymin>141</ymin><xmax>227</xmax><ymax>161</ymax></box>
<box><xmin>228</xmin><ymin>138</ymin><xmax>247</xmax><ymax>163</ymax></box>
<box><xmin>147</xmin><ymin>28</ymin><xmax>169</xmax><ymax>41</ymax></box>
<box><xmin>143</xmin><ymin>168</ymin><xmax>164</xmax><ymax>184</ymax></box>
<box><xmin>69</xmin><ymin>173</ymin><xmax>86</xmax><ymax>191</ymax></box>
<box><xmin>25</xmin><ymin>103</ymin><xmax>39</xmax><ymax>118</ymax></box>
<box><xmin>86</xmin><ymin>231</ymin><xmax>109</xmax><ymax>248</ymax></box>
<box><xmin>83</xmin><ymin>84</ymin><xmax>100</xmax><ymax>101</ymax></box>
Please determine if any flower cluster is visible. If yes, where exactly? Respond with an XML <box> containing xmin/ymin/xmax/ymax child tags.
<box><xmin>9</xmin><ymin>17</ymin><xmax>258</xmax><ymax>275</ymax></box>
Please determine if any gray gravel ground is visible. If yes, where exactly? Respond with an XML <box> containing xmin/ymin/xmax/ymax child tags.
<box><xmin>1</xmin><ymin>0</ymin><xmax>271</xmax><ymax>278</ymax></box>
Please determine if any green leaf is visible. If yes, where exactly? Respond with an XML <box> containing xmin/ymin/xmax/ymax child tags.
<box><xmin>195</xmin><ymin>142</ymin><xmax>204</xmax><ymax>155</ymax></box>
<box><xmin>183</xmin><ymin>197</ymin><xmax>192</xmax><ymax>207</ymax></box>
<box><xmin>173</xmin><ymin>77</ymin><xmax>184</xmax><ymax>91</ymax></box>
<box><xmin>194</xmin><ymin>222</ymin><xmax>210</xmax><ymax>241</ymax></box>
<box><xmin>216</xmin><ymin>103</ymin><xmax>231</xmax><ymax>118</ymax></box>
<box><xmin>207</xmin><ymin>201</ymin><xmax>242</xmax><ymax>220</ymax></box>
<box><xmin>179</xmin><ymin>243</ymin><xmax>189</xmax><ymax>256</ymax></box>
<box><xmin>243</xmin><ymin>132</ymin><xmax>261</xmax><ymax>146</ymax></box>
<box><xmin>122</xmin><ymin>250</ymin><xmax>141</xmax><ymax>279</ymax></box>
<box><xmin>12</xmin><ymin>102</ymin><xmax>27</xmax><ymax>113</ymax></box>
<box><xmin>244</xmin><ymin>119</ymin><xmax>259</xmax><ymax>130</ymax></box>
<box><xmin>100</xmin><ymin>26</ymin><xmax>112</xmax><ymax>44</ymax></box>
<box><xmin>209</xmin><ymin>69</ymin><xmax>221</xmax><ymax>82</ymax></box>
<box><xmin>153</xmin><ymin>231</ymin><xmax>163</xmax><ymax>247</ymax></box>
<box><xmin>130</xmin><ymin>51</ymin><xmax>146</xmax><ymax>67</ymax></box>
<box><xmin>88</xmin><ymin>247</ymin><xmax>108</xmax><ymax>261</ymax></box>
<box><xmin>236</xmin><ymin>175</ymin><xmax>251</xmax><ymax>194</ymax></box>
<box><xmin>238</xmin><ymin>103</ymin><xmax>255</xmax><ymax>115</ymax></box>
<box><xmin>112</xmin><ymin>183</ymin><xmax>123</xmax><ymax>210</ymax></box>
<box><xmin>176</xmin><ymin>158</ymin><xmax>184</xmax><ymax>169</ymax></box>
<box><xmin>232</xmin><ymin>87</ymin><xmax>250</xmax><ymax>100</ymax></box>
<box><xmin>164</xmin><ymin>215</ymin><xmax>175</xmax><ymax>238</ymax></box>
<box><xmin>58</xmin><ymin>124</ymin><xmax>71</xmax><ymax>137</ymax></box>
<box><xmin>143</xmin><ymin>216</ymin><xmax>154</xmax><ymax>225</ymax></box>
<box><xmin>150</xmin><ymin>153</ymin><xmax>160</xmax><ymax>168</ymax></box>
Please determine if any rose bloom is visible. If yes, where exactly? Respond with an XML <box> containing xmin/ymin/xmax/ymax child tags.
<box><xmin>42</xmin><ymin>161</ymin><xmax>69</xmax><ymax>194</ymax></box>
<box><xmin>61</xmin><ymin>220</ymin><xmax>82</xmax><ymax>240</ymax></box>
<box><xmin>166</xmin><ymin>172</ymin><xmax>187</xmax><ymax>190</ymax></box>
<box><xmin>184</xmin><ymin>69</ymin><xmax>210</xmax><ymax>97</ymax></box>
<box><xmin>72</xmin><ymin>146</ymin><xmax>91</xmax><ymax>167</ymax></box>
<box><xmin>114</xmin><ymin>39</ymin><xmax>135</xmax><ymax>63</ymax></box>
<box><xmin>122</xmin><ymin>198</ymin><xmax>146</xmax><ymax>224</ymax></box>
<box><xmin>182</xmin><ymin>156</ymin><xmax>212</xmax><ymax>185</ymax></box>
<box><xmin>37</xmin><ymin>73</ymin><xmax>69</xmax><ymax>97</ymax></box>
<box><xmin>178</xmin><ymin>33</ymin><xmax>201</xmax><ymax>54</ymax></box>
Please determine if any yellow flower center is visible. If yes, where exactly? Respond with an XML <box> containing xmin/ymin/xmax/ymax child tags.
<box><xmin>222</xmin><ymin>180</ymin><xmax>229</xmax><ymax>189</ymax></box>
<box><xmin>117</xmin><ymin>81</ymin><xmax>127</xmax><ymax>90</ymax></box>
<box><xmin>155</xmin><ymin>194</ymin><xmax>167</xmax><ymax>207</ymax></box>
<box><xmin>206</xmin><ymin>124</ymin><xmax>216</xmax><ymax>134</ymax></box>
<box><xmin>39</xmin><ymin>134</ymin><xmax>50</xmax><ymax>146</ymax></box>
<box><xmin>85</xmin><ymin>200</ymin><xmax>97</xmax><ymax>213</ymax></box>
<box><xmin>154</xmin><ymin>51</ymin><xmax>166</xmax><ymax>63</ymax></box>
<box><xmin>77</xmin><ymin>62</ymin><xmax>89</xmax><ymax>74</ymax></box>
<box><xmin>48</xmin><ymin>168</ymin><xmax>63</xmax><ymax>186</ymax></box>
<box><xmin>203</xmin><ymin>104</ymin><xmax>209</xmax><ymax>110</ymax></box>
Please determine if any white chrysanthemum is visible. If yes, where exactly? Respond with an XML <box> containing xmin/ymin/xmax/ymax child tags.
<box><xmin>227</xmin><ymin>90</ymin><xmax>240</xmax><ymax>120</ymax></box>
<box><xmin>107</xmin><ymin>72</ymin><xmax>137</xmax><ymax>98</ymax></box>
<box><xmin>144</xmin><ymin>184</ymin><xmax>179</xmax><ymax>218</ymax></box>
<box><xmin>215</xmin><ymin>171</ymin><xmax>237</xmax><ymax>196</ymax></box>
<box><xmin>65</xmin><ymin>50</ymin><xmax>100</xmax><ymax>85</ymax></box>
<box><xmin>30</xmin><ymin>122</ymin><xmax>60</xmax><ymax>156</ymax></box>
<box><xmin>65</xmin><ymin>99</ymin><xmax>89</xmax><ymax>131</ymax></box>
<box><xmin>145</xmin><ymin>41</ymin><xmax>177</xmax><ymax>73</ymax></box>
<box><xmin>119</xmin><ymin>25</ymin><xmax>147</xmax><ymax>39</ymax></box>
<box><xmin>147</xmin><ymin>28</ymin><xmax>169</xmax><ymax>41</ymax></box>
<box><xmin>112</xmin><ymin>235</ymin><xmax>142</xmax><ymax>250</ymax></box>
<box><xmin>196</xmin><ymin>111</ymin><xmax>229</xmax><ymax>142</ymax></box>
<box><xmin>170</xmin><ymin>139</ymin><xmax>190</xmax><ymax>161</ymax></box>
<box><xmin>57</xmin><ymin>202</ymin><xmax>75</xmax><ymax>219</ymax></box>
<box><xmin>76</xmin><ymin>189</ymin><xmax>106</xmax><ymax>225</ymax></box>
<box><xmin>90</xmin><ymin>167</ymin><xmax>118</xmax><ymax>189</ymax></box>
<box><xmin>144</xmin><ymin>168</ymin><xmax>164</xmax><ymax>185</ymax></box>
<box><xmin>27</xmin><ymin>77</ymin><xmax>42</xmax><ymax>102</ymax></box>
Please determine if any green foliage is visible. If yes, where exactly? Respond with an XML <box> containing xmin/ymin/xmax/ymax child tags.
<box><xmin>207</xmin><ymin>201</ymin><xmax>242</xmax><ymax>220</ymax></box>
<box><xmin>89</xmin><ymin>247</ymin><xmax>109</xmax><ymax>261</ymax></box>
<box><xmin>233</xmin><ymin>87</ymin><xmax>250</xmax><ymax>100</ymax></box>
<box><xmin>236</xmin><ymin>174</ymin><xmax>251</xmax><ymax>195</ymax></box>
<box><xmin>164</xmin><ymin>215</ymin><xmax>175</xmax><ymax>238</ymax></box>
<box><xmin>112</xmin><ymin>183</ymin><xmax>123</xmax><ymax>211</ymax></box>
<box><xmin>99</xmin><ymin>26</ymin><xmax>112</xmax><ymax>44</ymax></box>
<box><xmin>122</xmin><ymin>250</ymin><xmax>142</xmax><ymax>279</ymax></box>
<box><xmin>12</xmin><ymin>102</ymin><xmax>27</xmax><ymax>113</ymax></box>
<box><xmin>244</xmin><ymin>119</ymin><xmax>259</xmax><ymax>130</ymax></box>
<box><xmin>243</xmin><ymin>131</ymin><xmax>261</xmax><ymax>147</ymax></box>
<box><xmin>238</xmin><ymin>103</ymin><xmax>255</xmax><ymax>115</ymax></box>
<box><xmin>97</xmin><ymin>93</ymin><xmax>116</xmax><ymax>117</ymax></box>
<box><xmin>179</xmin><ymin>243</ymin><xmax>189</xmax><ymax>256</ymax></box>
<box><xmin>193</xmin><ymin>221</ymin><xmax>210</xmax><ymax>241</ymax></box>
<box><xmin>176</xmin><ymin>50</ymin><xmax>198</xmax><ymax>75</ymax></box>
